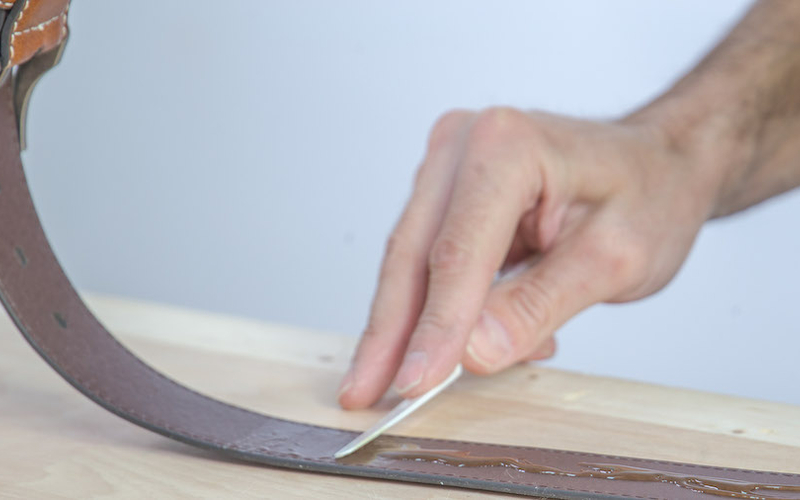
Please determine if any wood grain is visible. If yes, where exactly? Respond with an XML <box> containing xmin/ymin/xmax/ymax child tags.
<box><xmin>1</xmin><ymin>294</ymin><xmax>798</xmax><ymax>499</ymax></box>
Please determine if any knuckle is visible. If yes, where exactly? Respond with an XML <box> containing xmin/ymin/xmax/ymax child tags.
<box><xmin>590</xmin><ymin>229</ymin><xmax>650</xmax><ymax>289</ymax></box>
<box><xmin>617</xmin><ymin>241</ymin><xmax>649</xmax><ymax>281</ymax></box>
<box><xmin>428</xmin><ymin>109</ymin><xmax>472</xmax><ymax>150</ymax></box>
<box><xmin>470</xmin><ymin>106</ymin><xmax>528</xmax><ymax>144</ymax></box>
<box><xmin>361</xmin><ymin>321</ymin><xmax>382</xmax><ymax>340</ymax></box>
<box><xmin>506</xmin><ymin>279</ymin><xmax>555</xmax><ymax>333</ymax></box>
<box><xmin>416</xmin><ymin>310</ymin><xmax>451</xmax><ymax>336</ymax></box>
<box><xmin>428</xmin><ymin>236</ymin><xmax>473</xmax><ymax>275</ymax></box>
<box><xmin>415</xmin><ymin>309</ymin><xmax>466</xmax><ymax>349</ymax></box>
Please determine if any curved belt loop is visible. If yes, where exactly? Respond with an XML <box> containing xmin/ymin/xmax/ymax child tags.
<box><xmin>0</xmin><ymin>0</ymin><xmax>69</xmax><ymax>149</ymax></box>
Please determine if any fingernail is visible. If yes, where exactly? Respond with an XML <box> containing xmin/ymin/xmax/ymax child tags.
<box><xmin>337</xmin><ymin>369</ymin><xmax>354</xmax><ymax>398</ymax></box>
<box><xmin>393</xmin><ymin>351</ymin><xmax>427</xmax><ymax>394</ymax></box>
<box><xmin>467</xmin><ymin>311</ymin><xmax>512</xmax><ymax>369</ymax></box>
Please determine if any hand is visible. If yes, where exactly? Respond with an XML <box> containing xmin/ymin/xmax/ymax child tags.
<box><xmin>337</xmin><ymin>107</ymin><xmax>719</xmax><ymax>409</ymax></box>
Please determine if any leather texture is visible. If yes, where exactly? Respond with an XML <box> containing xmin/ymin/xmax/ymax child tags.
<box><xmin>0</xmin><ymin>0</ymin><xmax>69</xmax><ymax>68</ymax></box>
<box><xmin>0</xmin><ymin>5</ymin><xmax>799</xmax><ymax>500</ymax></box>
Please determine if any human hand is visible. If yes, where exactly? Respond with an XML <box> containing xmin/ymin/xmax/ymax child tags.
<box><xmin>337</xmin><ymin>107</ymin><xmax>720</xmax><ymax>408</ymax></box>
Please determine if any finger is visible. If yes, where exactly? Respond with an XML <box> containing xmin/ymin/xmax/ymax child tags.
<box><xmin>338</xmin><ymin>111</ymin><xmax>473</xmax><ymax>409</ymax></box>
<box><xmin>392</xmin><ymin>109</ymin><xmax>540</xmax><ymax>398</ymax></box>
<box><xmin>501</xmin><ymin>202</ymin><xmax>561</xmax><ymax>271</ymax></box>
<box><xmin>463</xmin><ymin>228</ymin><xmax>614</xmax><ymax>375</ymax></box>
<box><xmin>500</xmin><ymin>232</ymin><xmax>530</xmax><ymax>271</ymax></box>
<box><xmin>524</xmin><ymin>337</ymin><xmax>556</xmax><ymax>361</ymax></box>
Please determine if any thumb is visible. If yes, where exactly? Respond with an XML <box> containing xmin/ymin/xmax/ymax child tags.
<box><xmin>463</xmin><ymin>233</ymin><xmax>616</xmax><ymax>374</ymax></box>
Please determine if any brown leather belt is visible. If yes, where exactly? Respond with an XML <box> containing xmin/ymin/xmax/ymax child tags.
<box><xmin>2</xmin><ymin>2</ymin><xmax>800</xmax><ymax>499</ymax></box>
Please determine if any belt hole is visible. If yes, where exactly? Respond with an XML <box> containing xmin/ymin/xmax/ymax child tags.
<box><xmin>53</xmin><ymin>312</ymin><xmax>67</xmax><ymax>328</ymax></box>
<box><xmin>14</xmin><ymin>246</ymin><xmax>27</xmax><ymax>266</ymax></box>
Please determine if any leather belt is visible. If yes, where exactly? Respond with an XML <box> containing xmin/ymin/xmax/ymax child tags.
<box><xmin>2</xmin><ymin>2</ymin><xmax>799</xmax><ymax>498</ymax></box>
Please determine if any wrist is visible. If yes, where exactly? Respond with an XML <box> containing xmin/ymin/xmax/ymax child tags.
<box><xmin>622</xmin><ymin>80</ymin><xmax>757</xmax><ymax>220</ymax></box>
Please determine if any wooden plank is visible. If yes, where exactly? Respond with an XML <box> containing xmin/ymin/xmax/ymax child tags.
<box><xmin>1</xmin><ymin>294</ymin><xmax>798</xmax><ymax>499</ymax></box>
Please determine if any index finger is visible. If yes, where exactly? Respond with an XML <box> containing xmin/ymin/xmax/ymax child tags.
<box><xmin>338</xmin><ymin>110</ymin><xmax>473</xmax><ymax>409</ymax></box>
<box><xmin>391</xmin><ymin>108</ymin><xmax>542</xmax><ymax>397</ymax></box>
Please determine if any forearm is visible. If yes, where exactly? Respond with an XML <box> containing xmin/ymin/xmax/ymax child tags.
<box><xmin>628</xmin><ymin>0</ymin><xmax>800</xmax><ymax>218</ymax></box>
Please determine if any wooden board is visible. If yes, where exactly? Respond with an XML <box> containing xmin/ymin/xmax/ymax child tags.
<box><xmin>1</xmin><ymin>294</ymin><xmax>799</xmax><ymax>499</ymax></box>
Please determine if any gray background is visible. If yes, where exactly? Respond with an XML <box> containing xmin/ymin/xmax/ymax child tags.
<box><xmin>23</xmin><ymin>1</ymin><xmax>800</xmax><ymax>404</ymax></box>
